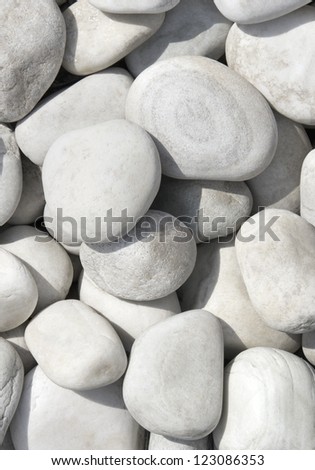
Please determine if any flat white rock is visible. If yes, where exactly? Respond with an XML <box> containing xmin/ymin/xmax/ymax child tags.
<box><xmin>301</xmin><ymin>150</ymin><xmax>315</xmax><ymax>227</ymax></box>
<box><xmin>302</xmin><ymin>331</ymin><xmax>315</xmax><ymax>366</ymax></box>
<box><xmin>25</xmin><ymin>300</ymin><xmax>127</xmax><ymax>390</ymax></box>
<box><xmin>11</xmin><ymin>368</ymin><xmax>144</xmax><ymax>450</ymax></box>
<box><xmin>79</xmin><ymin>272</ymin><xmax>180</xmax><ymax>352</ymax></box>
<box><xmin>126</xmin><ymin>56</ymin><xmax>278</xmax><ymax>180</ymax></box>
<box><xmin>149</xmin><ymin>433</ymin><xmax>210</xmax><ymax>450</ymax></box>
<box><xmin>42</xmin><ymin>120</ymin><xmax>161</xmax><ymax>244</ymax></box>
<box><xmin>63</xmin><ymin>0</ymin><xmax>165</xmax><ymax>75</ymax></box>
<box><xmin>0</xmin><ymin>248</ymin><xmax>38</xmax><ymax>332</ymax></box>
<box><xmin>247</xmin><ymin>112</ymin><xmax>312</xmax><ymax>213</ymax></box>
<box><xmin>0</xmin><ymin>125</ymin><xmax>22</xmax><ymax>226</ymax></box>
<box><xmin>123</xmin><ymin>310</ymin><xmax>223</xmax><ymax>439</ymax></box>
<box><xmin>126</xmin><ymin>0</ymin><xmax>232</xmax><ymax>76</ymax></box>
<box><xmin>0</xmin><ymin>338</ymin><xmax>24</xmax><ymax>445</ymax></box>
<box><xmin>80</xmin><ymin>210</ymin><xmax>197</xmax><ymax>301</ymax></box>
<box><xmin>0</xmin><ymin>0</ymin><xmax>66</xmax><ymax>122</ymax></box>
<box><xmin>226</xmin><ymin>7</ymin><xmax>315</xmax><ymax>126</ymax></box>
<box><xmin>15</xmin><ymin>68</ymin><xmax>133</xmax><ymax>167</ymax></box>
<box><xmin>213</xmin><ymin>348</ymin><xmax>315</xmax><ymax>449</ymax></box>
<box><xmin>1</xmin><ymin>324</ymin><xmax>36</xmax><ymax>374</ymax></box>
<box><xmin>179</xmin><ymin>239</ymin><xmax>300</xmax><ymax>361</ymax></box>
<box><xmin>236</xmin><ymin>209</ymin><xmax>315</xmax><ymax>334</ymax></box>
<box><xmin>214</xmin><ymin>0</ymin><xmax>310</xmax><ymax>24</ymax></box>
<box><xmin>153</xmin><ymin>177</ymin><xmax>252</xmax><ymax>242</ymax></box>
<box><xmin>0</xmin><ymin>226</ymin><xmax>73</xmax><ymax>312</ymax></box>
<box><xmin>88</xmin><ymin>0</ymin><xmax>179</xmax><ymax>14</ymax></box>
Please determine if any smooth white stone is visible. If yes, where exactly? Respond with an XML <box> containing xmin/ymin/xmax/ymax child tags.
<box><xmin>42</xmin><ymin>120</ymin><xmax>161</xmax><ymax>244</ymax></box>
<box><xmin>214</xmin><ymin>0</ymin><xmax>310</xmax><ymax>24</ymax></box>
<box><xmin>8</xmin><ymin>156</ymin><xmax>44</xmax><ymax>226</ymax></box>
<box><xmin>123</xmin><ymin>310</ymin><xmax>223</xmax><ymax>439</ymax></box>
<box><xmin>80</xmin><ymin>210</ymin><xmax>197</xmax><ymax>301</ymax></box>
<box><xmin>0</xmin><ymin>226</ymin><xmax>73</xmax><ymax>312</ymax></box>
<box><xmin>0</xmin><ymin>125</ymin><xmax>22</xmax><ymax>226</ymax></box>
<box><xmin>88</xmin><ymin>0</ymin><xmax>180</xmax><ymax>14</ymax></box>
<box><xmin>302</xmin><ymin>331</ymin><xmax>315</xmax><ymax>366</ymax></box>
<box><xmin>62</xmin><ymin>0</ymin><xmax>165</xmax><ymax>75</ymax></box>
<box><xmin>0</xmin><ymin>0</ymin><xmax>66</xmax><ymax>122</ymax></box>
<box><xmin>0</xmin><ymin>248</ymin><xmax>38</xmax><ymax>332</ymax></box>
<box><xmin>11</xmin><ymin>368</ymin><xmax>144</xmax><ymax>450</ymax></box>
<box><xmin>125</xmin><ymin>56</ymin><xmax>278</xmax><ymax>180</ymax></box>
<box><xmin>25</xmin><ymin>300</ymin><xmax>127</xmax><ymax>391</ymax></box>
<box><xmin>236</xmin><ymin>209</ymin><xmax>315</xmax><ymax>334</ymax></box>
<box><xmin>153</xmin><ymin>177</ymin><xmax>252</xmax><ymax>242</ymax></box>
<box><xmin>126</xmin><ymin>0</ymin><xmax>231</xmax><ymax>76</ymax></box>
<box><xmin>79</xmin><ymin>272</ymin><xmax>180</xmax><ymax>352</ymax></box>
<box><xmin>15</xmin><ymin>68</ymin><xmax>133</xmax><ymax>167</ymax></box>
<box><xmin>179</xmin><ymin>239</ymin><xmax>300</xmax><ymax>361</ymax></box>
<box><xmin>213</xmin><ymin>348</ymin><xmax>315</xmax><ymax>450</ymax></box>
<box><xmin>247</xmin><ymin>112</ymin><xmax>312</xmax><ymax>213</ymax></box>
<box><xmin>1</xmin><ymin>324</ymin><xmax>36</xmax><ymax>374</ymax></box>
<box><xmin>301</xmin><ymin>150</ymin><xmax>315</xmax><ymax>227</ymax></box>
<box><xmin>0</xmin><ymin>338</ymin><xmax>24</xmax><ymax>445</ymax></box>
<box><xmin>149</xmin><ymin>433</ymin><xmax>210</xmax><ymax>450</ymax></box>
<box><xmin>226</xmin><ymin>7</ymin><xmax>315</xmax><ymax>126</ymax></box>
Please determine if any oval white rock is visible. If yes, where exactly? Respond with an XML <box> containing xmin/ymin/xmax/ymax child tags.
<box><xmin>0</xmin><ymin>248</ymin><xmax>38</xmax><ymax>332</ymax></box>
<box><xmin>62</xmin><ymin>0</ymin><xmax>165</xmax><ymax>75</ymax></box>
<box><xmin>126</xmin><ymin>0</ymin><xmax>232</xmax><ymax>76</ymax></box>
<box><xmin>0</xmin><ymin>338</ymin><xmax>24</xmax><ymax>445</ymax></box>
<box><xmin>80</xmin><ymin>210</ymin><xmax>197</xmax><ymax>301</ymax></box>
<box><xmin>79</xmin><ymin>272</ymin><xmax>180</xmax><ymax>352</ymax></box>
<box><xmin>0</xmin><ymin>125</ymin><xmax>22</xmax><ymax>226</ymax></box>
<box><xmin>301</xmin><ymin>150</ymin><xmax>315</xmax><ymax>227</ymax></box>
<box><xmin>15</xmin><ymin>68</ymin><xmax>133</xmax><ymax>167</ymax></box>
<box><xmin>25</xmin><ymin>300</ymin><xmax>127</xmax><ymax>390</ymax></box>
<box><xmin>1</xmin><ymin>324</ymin><xmax>36</xmax><ymax>374</ymax></box>
<box><xmin>42</xmin><ymin>120</ymin><xmax>161</xmax><ymax>244</ymax></box>
<box><xmin>213</xmin><ymin>348</ymin><xmax>315</xmax><ymax>450</ymax></box>
<box><xmin>226</xmin><ymin>7</ymin><xmax>315</xmax><ymax>126</ymax></box>
<box><xmin>0</xmin><ymin>0</ymin><xmax>66</xmax><ymax>122</ymax></box>
<box><xmin>89</xmin><ymin>0</ymin><xmax>180</xmax><ymax>14</ymax></box>
<box><xmin>125</xmin><ymin>56</ymin><xmax>278</xmax><ymax>180</ymax></box>
<box><xmin>0</xmin><ymin>225</ymin><xmax>73</xmax><ymax>312</ymax></box>
<box><xmin>179</xmin><ymin>238</ymin><xmax>300</xmax><ymax>361</ymax></box>
<box><xmin>236</xmin><ymin>209</ymin><xmax>315</xmax><ymax>334</ymax></box>
<box><xmin>11</xmin><ymin>368</ymin><xmax>144</xmax><ymax>450</ymax></box>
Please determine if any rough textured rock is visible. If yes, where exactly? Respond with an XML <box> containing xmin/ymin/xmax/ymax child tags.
<box><xmin>301</xmin><ymin>150</ymin><xmax>315</xmax><ymax>227</ymax></box>
<box><xmin>153</xmin><ymin>177</ymin><xmax>252</xmax><ymax>242</ymax></box>
<box><xmin>1</xmin><ymin>324</ymin><xmax>36</xmax><ymax>374</ymax></box>
<box><xmin>0</xmin><ymin>225</ymin><xmax>73</xmax><ymax>312</ymax></box>
<box><xmin>236</xmin><ymin>209</ymin><xmax>315</xmax><ymax>334</ymax></box>
<box><xmin>302</xmin><ymin>331</ymin><xmax>315</xmax><ymax>366</ymax></box>
<box><xmin>213</xmin><ymin>348</ymin><xmax>315</xmax><ymax>450</ymax></box>
<box><xmin>0</xmin><ymin>338</ymin><xmax>24</xmax><ymax>445</ymax></box>
<box><xmin>226</xmin><ymin>7</ymin><xmax>315</xmax><ymax>126</ymax></box>
<box><xmin>11</xmin><ymin>368</ymin><xmax>144</xmax><ymax>450</ymax></box>
<box><xmin>126</xmin><ymin>56</ymin><xmax>277</xmax><ymax>180</ymax></box>
<box><xmin>126</xmin><ymin>0</ymin><xmax>231</xmax><ymax>76</ymax></box>
<box><xmin>0</xmin><ymin>248</ymin><xmax>38</xmax><ymax>332</ymax></box>
<box><xmin>62</xmin><ymin>0</ymin><xmax>165</xmax><ymax>75</ymax></box>
<box><xmin>15</xmin><ymin>68</ymin><xmax>133</xmax><ymax>167</ymax></box>
<box><xmin>80</xmin><ymin>210</ymin><xmax>197</xmax><ymax>301</ymax></box>
<box><xmin>9</xmin><ymin>156</ymin><xmax>44</xmax><ymax>226</ymax></box>
<box><xmin>25</xmin><ymin>300</ymin><xmax>127</xmax><ymax>391</ymax></box>
<box><xmin>42</xmin><ymin>120</ymin><xmax>161</xmax><ymax>244</ymax></box>
<box><xmin>89</xmin><ymin>0</ymin><xmax>180</xmax><ymax>14</ymax></box>
<box><xmin>79</xmin><ymin>272</ymin><xmax>180</xmax><ymax>352</ymax></box>
<box><xmin>247</xmin><ymin>112</ymin><xmax>312</xmax><ymax>213</ymax></box>
<box><xmin>123</xmin><ymin>310</ymin><xmax>223</xmax><ymax>439</ymax></box>
<box><xmin>0</xmin><ymin>125</ymin><xmax>22</xmax><ymax>226</ymax></box>
<box><xmin>149</xmin><ymin>433</ymin><xmax>211</xmax><ymax>450</ymax></box>
<box><xmin>0</xmin><ymin>0</ymin><xmax>66</xmax><ymax>122</ymax></box>
<box><xmin>179</xmin><ymin>239</ymin><xmax>300</xmax><ymax>361</ymax></box>
<box><xmin>214</xmin><ymin>0</ymin><xmax>310</xmax><ymax>24</ymax></box>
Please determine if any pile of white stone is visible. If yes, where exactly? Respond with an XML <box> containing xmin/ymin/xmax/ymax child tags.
<box><xmin>1</xmin><ymin>0</ymin><xmax>315</xmax><ymax>451</ymax></box>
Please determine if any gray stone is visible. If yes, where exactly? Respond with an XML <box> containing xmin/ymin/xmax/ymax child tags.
<box><xmin>213</xmin><ymin>348</ymin><xmax>315</xmax><ymax>449</ymax></box>
<box><xmin>0</xmin><ymin>0</ymin><xmax>66</xmax><ymax>122</ymax></box>
<box><xmin>15</xmin><ymin>68</ymin><xmax>133</xmax><ymax>167</ymax></box>
<box><xmin>148</xmin><ymin>433</ymin><xmax>211</xmax><ymax>450</ymax></box>
<box><xmin>89</xmin><ymin>0</ymin><xmax>180</xmax><ymax>14</ymax></box>
<box><xmin>301</xmin><ymin>150</ymin><xmax>315</xmax><ymax>227</ymax></box>
<box><xmin>126</xmin><ymin>0</ymin><xmax>232</xmax><ymax>76</ymax></box>
<box><xmin>125</xmin><ymin>56</ymin><xmax>278</xmax><ymax>180</ymax></box>
<box><xmin>1</xmin><ymin>324</ymin><xmax>36</xmax><ymax>374</ymax></box>
<box><xmin>62</xmin><ymin>0</ymin><xmax>165</xmax><ymax>75</ymax></box>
